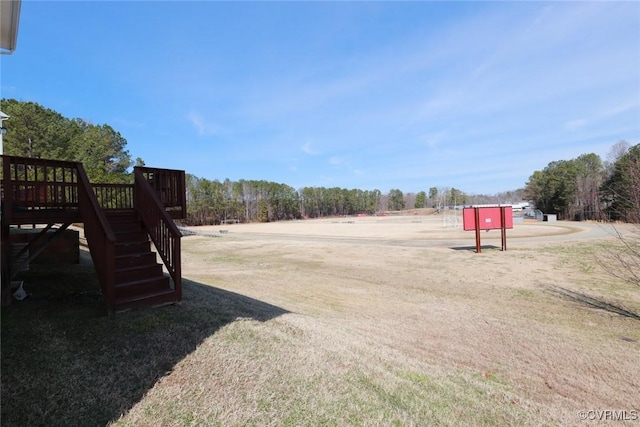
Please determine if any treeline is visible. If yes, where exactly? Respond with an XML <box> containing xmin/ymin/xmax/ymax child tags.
<box><xmin>184</xmin><ymin>176</ymin><xmax>387</xmax><ymax>224</ymax></box>
<box><xmin>184</xmin><ymin>177</ymin><xmax>519</xmax><ymax>225</ymax></box>
<box><xmin>184</xmin><ymin>179</ymin><xmax>527</xmax><ymax>225</ymax></box>
<box><xmin>1</xmin><ymin>98</ymin><xmax>138</xmax><ymax>183</ymax></box>
<box><xmin>525</xmin><ymin>141</ymin><xmax>640</xmax><ymax>222</ymax></box>
<box><xmin>185</xmin><ymin>176</ymin><xmax>300</xmax><ymax>224</ymax></box>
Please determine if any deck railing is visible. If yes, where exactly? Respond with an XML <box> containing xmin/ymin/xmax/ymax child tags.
<box><xmin>137</xmin><ymin>166</ymin><xmax>186</xmax><ymax>219</ymax></box>
<box><xmin>1</xmin><ymin>155</ymin><xmax>81</xmax><ymax>223</ymax></box>
<box><xmin>1</xmin><ymin>157</ymin><xmax>185</xmax><ymax>221</ymax></box>
<box><xmin>134</xmin><ymin>168</ymin><xmax>182</xmax><ymax>300</ymax></box>
<box><xmin>76</xmin><ymin>163</ymin><xmax>117</xmax><ymax>313</ymax></box>
<box><xmin>92</xmin><ymin>183</ymin><xmax>134</xmax><ymax>210</ymax></box>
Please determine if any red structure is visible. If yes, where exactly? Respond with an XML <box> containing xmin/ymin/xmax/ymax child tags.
<box><xmin>462</xmin><ymin>206</ymin><xmax>513</xmax><ymax>253</ymax></box>
<box><xmin>1</xmin><ymin>155</ymin><xmax>186</xmax><ymax>314</ymax></box>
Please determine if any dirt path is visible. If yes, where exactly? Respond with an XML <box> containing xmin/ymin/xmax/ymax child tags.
<box><xmin>185</xmin><ymin>215</ymin><xmax>617</xmax><ymax>248</ymax></box>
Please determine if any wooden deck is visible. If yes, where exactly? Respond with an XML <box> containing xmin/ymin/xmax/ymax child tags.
<box><xmin>1</xmin><ymin>155</ymin><xmax>186</xmax><ymax>314</ymax></box>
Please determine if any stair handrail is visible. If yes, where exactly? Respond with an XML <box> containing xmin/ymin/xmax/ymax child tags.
<box><xmin>134</xmin><ymin>167</ymin><xmax>182</xmax><ymax>300</ymax></box>
<box><xmin>1</xmin><ymin>156</ymin><xmax>13</xmax><ymax>295</ymax></box>
<box><xmin>1</xmin><ymin>155</ymin><xmax>15</xmax><ymax>223</ymax></box>
<box><xmin>76</xmin><ymin>162</ymin><xmax>117</xmax><ymax>313</ymax></box>
<box><xmin>136</xmin><ymin>166</ymin><xmax>186</xmax><ymax>219</ymax></box>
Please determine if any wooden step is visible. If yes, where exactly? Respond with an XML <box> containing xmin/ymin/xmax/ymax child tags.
<box><xmin>115</xmin><ymin>240</ymin><xmax>151</xmax><ymax>256</ymax></box>
<box><xmin>114</xmin><ymin>275</ymin><xmax>170</xmax><ymax>299</ymax></box>
<box><xmin>101</xmin><ymin>208</ymin><xmax>180</xmax><ymax>312</ymax></box>
<box><xmin>115</xmin><ymin>288</ymin><xmax>178</xmax><ymax>312</ymax></box>
<box><xmin>114</xmin><ymin>229</ymin><xmax>148</xmax><ymax>243</ymax></box>
<box><xmin>109</xmin><ymin>220</ymin><xmax>143</xmax><ymax>233</ymax></box>
<box><xmin>115</xmin><ymin>252</ymin><xmax>157</xmax><ymax>269</ymax></box>
<box><xmin>104</xmin><ymin>210</ymin><xmax>137</xmax><ymax>220</ymax></box>
<box><xmin>115</xmin><ymin>263</ymin><xmax>163</xmax><ymax>284</ymax></box>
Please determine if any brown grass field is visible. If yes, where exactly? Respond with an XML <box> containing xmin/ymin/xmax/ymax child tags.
<box><xmin>2</xmin><ymin>214</ymin><xmax>639</xmax><ymax>426</ymax></box>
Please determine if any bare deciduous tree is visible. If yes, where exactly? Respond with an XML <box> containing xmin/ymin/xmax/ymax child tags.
<box><xmin>598</xmin><ymin>142</ymin><xmax>640</xmax><ymax>287</ymax></box>
<box><xmin>597</xmin><ymin>224</ymin><xmax>640</xmax><ymax>287</ymax></box>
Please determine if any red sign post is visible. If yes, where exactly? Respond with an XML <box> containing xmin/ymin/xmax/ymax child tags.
<box><xmin>462</xmin><ymin>206</ymin><xmax>513</xmax><ymax>253</ymax></box>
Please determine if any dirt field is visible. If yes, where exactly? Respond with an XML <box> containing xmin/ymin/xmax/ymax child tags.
<box><xmin>133</xmin><ymin>214</ymin><xmax>639</xmax><ymax>426</ymax></box>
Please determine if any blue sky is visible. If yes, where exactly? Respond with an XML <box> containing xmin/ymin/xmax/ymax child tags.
<box><xmin>2</xmin><ymin>1</ymin><xmax>639</xmax><ymax>195</ymax></box>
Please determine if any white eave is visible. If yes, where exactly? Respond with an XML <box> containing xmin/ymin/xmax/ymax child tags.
<box><xmin>1</xmin><ymin>110</ymin><xmax>9</xmax><ymax>121</ymax></box>
<box><xmin>1</xmin><ymin>0</ymin><xmax>22</xmax><ymax>55</ymax></box>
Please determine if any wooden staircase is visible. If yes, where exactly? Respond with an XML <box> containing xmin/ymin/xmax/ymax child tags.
<box><xmin>1</xmin><ymin>155</ymin><xmax>186</xmax><ymax>314</ymax></box>
<box><xmin>108</xmin><ymin>211</ymin><xmax>176</xmax><ymax>311</ymax></box>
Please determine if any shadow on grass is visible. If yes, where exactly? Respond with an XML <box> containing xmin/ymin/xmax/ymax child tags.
<box><xmin>547</xmin><ymin>285</ymin><xmax>640</xmax><ymax>320</ymax></box>
<box><xmin>1</xmin><ymin>262</ymin><xmax>288</xmax><ymax>426</ymax></box>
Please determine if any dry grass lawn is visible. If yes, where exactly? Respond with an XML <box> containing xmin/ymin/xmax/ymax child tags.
<box><xmin>2</xmin><ymin>214</ymin><xmax>639</xmax><ymax>426</ymax></box>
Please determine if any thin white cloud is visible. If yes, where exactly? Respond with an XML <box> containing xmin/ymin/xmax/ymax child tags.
<box><xmin>325</xmin><ymin>155</ymin><xmax>366</xmax><ymax>180</ymax></box>
<box><xmin>564</xmin><ymin>101</ymin><xmax>639</xmax><ymax>132</ymax></box>
<box><xmin>329</xmin><ymin>156</ymin><xmax>343</xmax><ymax>166</ymax></box>
<box><xmin>187</xmin><ymin>111</ymin><xmax>222</xmax><ymax>136</ymax></box>
<box><xmin>409</xmin><ymin>2</ymin><xmax>637</xmax><ymax>123</ymax></box>
<box><xmin>421</xmin><ymin>130</ymin><xmax>449</xmax><ymax>149</ymax></box>
<box><xmin>599</xmin><ymin>102</ymin><xmax>640</xmax><ymax>120</ymax></box>
<box><xmin>564</xmin><ymin>119</ymin><xmax>587</xmax><ymax>131</ymax></box>
<box><xmin>302</xmin><ymin>141</ymin><xmax>319</xmax><ymax>155</ymax></box>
